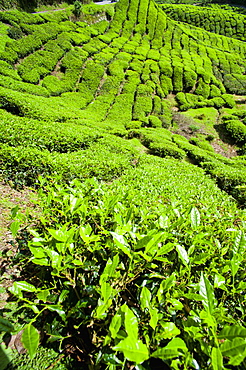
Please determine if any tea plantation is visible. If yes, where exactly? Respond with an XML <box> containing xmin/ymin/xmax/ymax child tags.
<box><xmin>1</xmin><ymin>0</ymin><xmax>246</xmax><ymax>369</ymax></box>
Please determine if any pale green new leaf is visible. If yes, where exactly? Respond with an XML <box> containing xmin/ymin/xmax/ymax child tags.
<box><xmin>110</xmin><ymin>232</ymin><xmax>132</xmax><ymax>258</ymax></box>
<box><xmin>109</xmin><ymin>314</ymin><xmax>122</xmax><ymax>339</ymax></box>
<box><xmin>199</xmin><ymin>272</ymin><xmax>215</xmax><ymax>314</ymax></box>
<box><xmin>220</xmin><ymin>338</ymin><xmax>246</xmax><ymax>357</ymax></box>
<box><xmin>121</xmin><ymin>304</ymin><xmax>138</xmax><ymax>339</ymax></box>
<box><xmin>100</xmin><ymin>255</ymin><xmax>119</xmax><ymax>284</ymax></box>
<box><xmin>144</xmin><ymin>232</ymin><xmax>165</xmax><ymax>255</ymax></box>
<box><xmin>113</xmin><ymin>336</ymin><xmax>149</xmax><ymax>364</ymax></box>
<box><xmin>231</xmin><ymin>230</ymin><xmax>246</xmax><ymax>277</ymax></box>
<box><xmin>218</xmin><ymin>325</ymin><xmax>246</xmax><ymax>340</ymax></box>
<box><xmin>149</xmin><ymin>307</ymin><xmax>159</xmax><ymax>330</ymax></box>
<box><xmin>160</xmin><ymin>322</ymin><xmax>180</xmax><ymax>339</ymax></box>
<box><xmin>214</xmin><ymin>274</ymin><xmax>226</xmax><ymax>289</ymax></box>
<box><xmin>95</xmin><ymin>298</ymin><xmax>112</xmax><ymax>319</ymax></box>
<box><xmin>12</xmin><ymin>281</ymin><xmax>37</xmax><ymax>293</ymax></box>
<box><xmin>29</xmin><ymin>245</ymin><xmax>46</xmax><ymax>259</ymax></box>
<box><xmin>21</xmin><ymin>324</ymin><xmax>39</xmax><ymax>359</ymax></box>
<box><xmin>10</xmin><ymin>220</ymin><xmax>20</xmax><ymax>237</ymax></box>
<box><xmin>140</xmin><ymin>286</ymin><xmax>151</xmax><ymax>310</ymax></box>
<box><xmin>211</xmin><ymin>347</ymin><xmax>223</xmax><ymax>370</ymax></box>
<box><xmin>48</xmin><ymin>228</ymin><xmax>68</xmax><ymax>242</ymax></box>
<box><xmin>152</xmin><ymin>338</ymin><xmax>187</xmax><ymax>360</ymax></box>
<box><xmin>36</xmin><ymin>290</ymin><xmax>49</xmax><ymax>302</ymax></box>
<box><xmin>190</xmin><ymin>207</ymin><xmax>200</xmax><ymax>229</ymax></box>
<box><xmin>156</xmin><ymin>243</ymin><xmax>174</xmax><ymax>256</ymax></box>
<box><xmin>176</xmin><ymin>245</ymin><xmax>189</xmax><ymax>266</ymax></box>
<box><xmin>228</xmin><ymin>351</ymin><xmax>246</xmax><ymax>366</ymax></box>
<box><xmin>101</xmin><ymin>281</ymin><xmax>112</xmax><ymax>301</ymax></box>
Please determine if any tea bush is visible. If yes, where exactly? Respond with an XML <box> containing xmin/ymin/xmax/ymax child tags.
<box><xmin>1</xmin><ymin>0</ymin><xmax>246</xmax><ymax>368</ymax></box>
<box><xmin>224</xmin><ymin>119</ymin><xmax>246</xmax><ymax>144</ymax></box>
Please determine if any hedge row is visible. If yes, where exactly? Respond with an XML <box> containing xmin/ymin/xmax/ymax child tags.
<box><xmin>162</xmin><ymin>4</ymin><xmax>246</xmax><ymax>42</ymax></box>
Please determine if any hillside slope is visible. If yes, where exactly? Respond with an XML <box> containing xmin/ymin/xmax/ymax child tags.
<box><xmin>0</xmin><ymin>0</ymin><xmax>246</xmax><ymax>203</ymax></box>
<box><xmin>1</xmin><ymin>1</ymin><xmax>246</xmax><ymax>369</ymax></box>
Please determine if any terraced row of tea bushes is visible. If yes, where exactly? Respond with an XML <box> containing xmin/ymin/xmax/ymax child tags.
<box><xmin>162</xmin><ymin>4</ymin><xmax>246</xmax><ymax>42</ymax></box>
<box><xmin>0</xmin><ymin>0</ymin><xmax>74</xmax><ymax>11</ymax></box>
<box><xmin>0</xmin><ymin>134</ymin><xmax>140</xmax><ymax>187</ymax></box>
<box><xmin>1</xmin><ymin>0</ymin><xmax>246</xmax><ymax>201</ymax></box>
<box><xmin>0</xmin><ymin>0</ymin><xmax>246</xmax><ymax>122</ymax></box>
<box><xmin>176</xmin><ymin>92</ymin><xmax>235</xmax><ymax>110</ymax></box>
<box><xmin>130</xmin><ymin>127</ymin><xmax>186</xmax><ymax>158</ymax></box>
<box><xmin>0</xmin><ymin>110</ymin><xmax>104</xmax><ymax>152</ymax></box>
<box><xmin>0</xmin><ymin>6</ymin><xmax>113</xmax><ymax>91</ymax></box>
<box><xmin>172</xmin><ymin>134</ymin><xmax>246</xmax><ymax>202</ymax></box>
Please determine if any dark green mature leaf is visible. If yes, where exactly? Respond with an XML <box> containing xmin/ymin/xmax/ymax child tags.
<box><xmin>21</xmin><ymin>324</ymin><xmax>39</xmax><ymax>359</ymax></box>
<box><xmin>47</xmin><ymin>304</ymin><xmax>66</xmax><ymax>321</ymax></box>
<box><xmin>0</xmin><ymin>317</ymin><xmax>14</xmax><ymax>333</ymax></box>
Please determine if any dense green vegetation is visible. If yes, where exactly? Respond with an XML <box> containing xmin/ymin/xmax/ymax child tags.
<box><xmin>1</xmin><ymin>0</ymin><xmax>246</xmax><ymax>369</ymax></box>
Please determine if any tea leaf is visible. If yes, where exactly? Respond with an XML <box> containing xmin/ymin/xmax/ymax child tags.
<box><xmin>220</xmin><ymin>338</ymin><xmax>246</xmax><ymax>357</ymax></box>
<box><xmin>0</xmin><ymin>317</ymin><xmax>14</xmax><ymax>333</ymax></box>
<box><xmin>121</xmin><ymin>304</ymin><xmax>138</xmax><ymax>339</ymax></box>
<box><xmin>160</xmin><ymin>322</ymin><xmax>181</xmax><ymax>339</ymax></box>
<box><xmin>176</xmin><ymin>244</ymin><xmax>189</xmax><ymax>266</ymax></box>
<box><xmin>22</xmin><ymin>324</ymin><xmax>39</xmax><ymax>359</ymax></box>
<box><xmin>211</xmin><ymin>347</ymin><xmax>223</xmax><ymax>370</ymax></box>
<box><xmin>140</xmin><ymin>286</ymin><xmax>151</xmax><ymax>310</ymax></box>
<box><xmin>190</xmin><ymin>207</ymin><xmax>200</xmax><ymax>229</ymax></box>
<box><xmin>152</xmin><ymin>338</ymin><xmax>187</xmax><ymax>360</ymax></box>
<box><xmin>113</xmin><ymin>336</ymin><xmax>149</xmax><ymax>363</ymax></box>
<box><xmin>157</xmin><ymin>274</ymin><xmax>175</xmax><ymax>302</ymax></box>
<box><xmin>199</xmin><ymin>272</ymin><xmax>215</xmax><ymax>314</ymax></box>
<box><xmin>218</xmin><ymin>325</ymin><xmax>246</xmax><ymax>340</ymax></box>
<box><xmin>10</xmin><ymin>220</ymin><xmax>20</xmax><ymax>237</ymax></box>
<box><xmin>109</xmin><ymin>314</ymin><xmax>122</xmax><ymax>339</ymax></box>
<box><xmin>149</xmin><ymin>307</ymin><xmax>159</xmax><ymax>330</ymax></box>
<box><xmin>11</xmin><ymin>281</ymin><xmax>37</xmax><ymax>293</ymax></box>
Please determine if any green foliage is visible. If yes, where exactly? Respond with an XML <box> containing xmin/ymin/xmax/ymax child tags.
<box><xmin>73</xmin><ymin>1</ymin><xmax>82</xmax><ymax>18</ymax></box>
<box><xmin>1</xmin><ymin>0</ymin><xmax>246</xmax><ymax>366</ymax></box>
<box><xmin>5</xmin><ymin>170</ymin><xmax>246</xmax><ymax>368</ymax></box>
<box><xmin>224</xmin><ymin>119</ymin><xmax>246</xmax><ymax>144</ymax></box>
<box><xmin>6</xmin><ymin>346</ymin><xmax>71</xmax><ymax>369</ymax></box>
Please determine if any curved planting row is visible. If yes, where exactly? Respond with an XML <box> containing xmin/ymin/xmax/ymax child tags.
<box><xmin>162</xmin><ymin>4</ymin><xmax>246</xmax><ymax>42</ymax></box>
<box><xmin>0</xmin><ymin>0</ymin><xmax>246</xmax><ymax>201</ymax></box>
